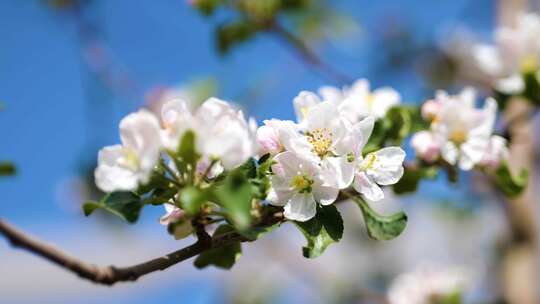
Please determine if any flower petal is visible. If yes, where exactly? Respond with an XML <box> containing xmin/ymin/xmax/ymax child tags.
<box><xmin>283</xmin><ymin>192</ymin><xmax>317</xmax><ymax>222</ymax></box>
<box><xmin>370</xmin><ymin>147</ymin><xmax>405</xmax><ymax>185</ymax></box>
<box><xmin>353</xmin><ymin>172</ymin><xmax>384</xmax><ymax>201</ymax></box>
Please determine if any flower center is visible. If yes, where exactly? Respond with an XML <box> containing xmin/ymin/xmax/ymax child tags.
<box><xmin>290</xmin><ymin>175</ymin><xmax>313</xmax><ymax>193</ymax></box>
<box><xmin>118</xmin><ymin>148</ymin><xmax>140</xmax><ymax>171</ymax></box>
<box><xmin>359</xmin><ymin>153</ymin><xmax>378</xmax><ymax>171</ymax></box>
<box><xmin>449</xmin><ymin>130</ymin><xmax>467</xmax><ymax>145</ymax></box>
<box><xmin>306</xmin><ymin>128</ymin><xmax>333</xmax><ymax>157</ymax></box>
<box><xmin>366</xmin><ymin>94</ymin><xmax>376</xmax><ymax>108</ymax></box>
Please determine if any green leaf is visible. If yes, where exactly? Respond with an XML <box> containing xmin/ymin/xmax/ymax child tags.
<box><xmin>210</xmin><ymin>167</ymin><xmax>254</xmax><ymax>229</ymax></box>
<box><xmin>295</xmin><ymin>205</ymin><xmax>344</xmax><ymax>259</ymax></box>
<box><xmin>179</xmin><ymin>186</ymin><xmax>208</xmax><ymax>215</ymax></box>
<box><xmin>493</xmin><ymin>161</ymin><xmax>528</xmax><ymax>198</ymax></box>
<box><xmin>393</xmin><ymin>165</ymin><xmax>438</xmax><ymax>195</ymax></box>
<box><xmin>0</xmin><ymin>162</ymin><xmax>16</xmax><ymax>176</ymax></box>
<box><xmin>216</xmin><ymin>20</ymin><xmax>260</xmax><ymax>54</ymax></box>
<box><xmin>194</xmin><ymin>225</ymin><xmax>242</xmax><ymax>269</ymax></box>
<box><xmin>83</xmin><ymin>192</ymin><xmax>143</xmax><ymax>223</ymax></box>
<box><xmin>353</xmin><ymin>196</ymin><xmax>407</xmax><ymax>240</ymax></box>
<box><xmin>238</xmin><ymin>224</ymin><xmax>278</xmax><ymax>241</ymax></box>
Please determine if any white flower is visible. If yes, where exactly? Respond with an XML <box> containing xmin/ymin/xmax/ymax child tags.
<box><xmin>411</xmin><ymin>131</ymin><xmax>441</xmax><ymax>163</ymax></box>
<box><xmin>479</xmin><ymin>135</ymin><xmax>509</xmax><ymax>169</ymax></box>
<box><xmin>95</xmin><ymin>110</ymin><xmax>162</xmax><ymax>192</ymax></box>
<box><xmin>299</xmin><ymin>101</ymin><xmax>357</xmax><ymax>189</ymax></box>
<box><xmin>388</xmin><ymin>265</ymin><xmax>470</xmax><ymax>304</ymax></box>
<box><xmin>450</xmin><ymin>13</ymin><xmax>540</xmax><ymax>94</ymax></box>
<box><xmin>430</xmin><ymin>88</ymin><xmax>497</xmax><ymax>170</ymax></box>
<box><xmin>344</xmin><ymin>116</ymin><xmax>405</xmax><ymax>201</ymax></box>
<box><xmin>293</xmin><ymin>79</ymin><xmax>400</xmax><ymax>125</ymax></box>
<box><xmin>353</xmin><ymin>147</ymin><xmax>406</xmax><ymax>201</ymax></box>
<box><xmin>195</xmin><ymin>98</ymin><xmax>257</xmax><ymax>169</ymax></box>
<box><xmin>159</xmin><ymin>98</ymin><xmax>257</xmax><ymax>170</ymax></box>
<box><xmin>256</xmin><ymin>119</ymin><xmax>311</xmax><ymax>156</ymax></box>
<box><xmin>336</xmin><ymin>79</ymin><xmax>401</xmax><ymax>121</ymax></box>
<box><xmin>267</xmin><ymin>152</ymin><xmax>338</xmax><ymax>222</ymax></box>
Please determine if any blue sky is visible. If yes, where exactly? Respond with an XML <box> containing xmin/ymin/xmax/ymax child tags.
<box><xmin>0</xmin><ymin>0</ymin><xmax>495</xmax><ymax>302</ymax></box>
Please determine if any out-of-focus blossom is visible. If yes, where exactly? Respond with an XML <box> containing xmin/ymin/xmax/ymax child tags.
<box><xmin>447</xmin><ymin>13</ymin><xmax>540</xmax><ymax>93</ymax></box>
<box><xmin>293</xmin><ymin>79</ymin><xmax>400</xmax><ymax>124</ymax></box>
<box><xmin>159</xmin><ymin>98</ymin><xmax>257</xmax><ymax>170</ymax></box>
<box><xmin>95</xmin><ymin>110</ymin><xmax>162</xmax><ymax>192</ymax></box>
<box><xmin>412</xmin><ymin>88</ymin><xmax>498</xmax><ymax>170</ymax></box>
<box><xmin>411</xmin><ymin>131</ymin><xmax>441</xmax><ymax>163</ymax></box>
<box><xmin>479</xmin><ymin>135</ymin><xmax>509</xmax><ymax>170</ymax></box>
<box><xmin>388</xmin><ymin>265</ymin><xmax>470</xmax><ymax>304</ymax></box>
<box><xmin>268</xmin><ymin>152</ymin><xmax>338</xmax><ymax>222</ymax></box>
<box><xmin>421</xmin><ymin>99</ymin><xmax>442</xmax><ymax>122</ymax></box>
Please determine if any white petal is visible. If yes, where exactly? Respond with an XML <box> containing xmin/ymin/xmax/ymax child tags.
<box><xmin>371</xmin><ymin>87</ymin><xmax>401</xmax><ymax>118</ymax></box>
<box><xmin>459</xmin><ymin>135</ymin><xmax>490</xmax><ymax>170</ymax></box>
<box><xmin>353</xmin><ymin>172</ymin><xmax>384</xmax><ymax>201</ymax></box>
<box><xmin>312</xmin><ymin>182</ymin><xmax>339</xmax><ymax>206</ymax></box>
<box><xmin>119</xmin><ymin>110</ymin><xmax>162</xmax><ymax>171</ymax></box>
<box><xmin>321</xmin><ymin>156</ymin><xmax>354</xmax><ymax>189</ymax></box>
<box><xmin>441</xmin><ymin>142</ymin><xmax>459</xmax><ymax>165</ymax></box>
<box><xmin>495</xmin><ymin>74</ymin><xmax>525</xmax><ymax>94</ymax></box>
<box><xmin>95</xmin><ymin>146</ymin><xmax>139</xmax><ymax>192</ymax></box>
<box><xmin>266</xmin><ymin>187</ymin><xmax>294</xmax><ymax>207</ymax></box>
<box><xmin>318</xmin><ymin>86</ymin><xmax>343</xmax><ymax>103</ymax></box>
<box><xmin>369</xmin><ymin>147</ymin><xmax>406</xmax><ymax>185</ymax></box>
<box><xmin>283</xmin><ymin>193</ymin><xmax>317</xmax><ymax>222</ymax></box>
<box><xmin>293</xmin><ymin>91</ymin><xmax>321</xmax><ymax>123</ymax></box>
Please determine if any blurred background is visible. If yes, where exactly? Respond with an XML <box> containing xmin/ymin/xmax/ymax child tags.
<box><xmin>1</xmin><ymin>0</ymin><xmax>539</xmax><ymax>303</ymax></box>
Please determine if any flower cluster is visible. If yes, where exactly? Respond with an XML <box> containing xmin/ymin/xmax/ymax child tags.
<box><xmin>453</xmin><ymin>13</ymin><xmax>540</xmax><ymax>94</ymax></box>
<box><xmin>411</xmin><ymin>88</ymin><xmax>508</xmax><ymax>170</ymax></box>
<box><xmin>388</xmin><ymin>265</ymin><xmax>470</xmax><ymax>304</ymax></box>
<box><xmin>258</xmin><ymin>79</ymin><xmax>405</xmax><ymax>221</ymax></box>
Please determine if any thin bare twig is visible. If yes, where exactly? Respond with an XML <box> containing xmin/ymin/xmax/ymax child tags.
<box><xmin>0</xmin><ymin>219</ymin><xmax>247</xmax><ymax>286</ymax></box>
<box><xmin>268</xmin><ymin>21</ymin><xmax>353</xmax><ymax>85</ymax></box>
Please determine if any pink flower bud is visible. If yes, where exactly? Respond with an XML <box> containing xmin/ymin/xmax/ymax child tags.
<box><xmin>479</xmin><ymin>135</ymin><xmax>509</xmax><ymax>169</ymax></box>
<box><xmin>256</xmin><ymin>124</ymin><xmax>282</xmax><ymax>156</ymax></box>
<box><xmin>411</xmin><ymin>131</ymin><xmax>441</xmax><ymax>162</ymax></box>
<box><xmin>421</xmin><ymin>100</ymin><xmax>441</xmax><ymax>121</ymax></box>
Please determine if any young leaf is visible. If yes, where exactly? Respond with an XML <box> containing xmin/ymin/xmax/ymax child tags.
<box><xmin>172</xmin><ymin>131</ymin><xmax>200</xmax><ymax>184</ymax></box>
<box><xmin>295</xmin><ymin>205</ymin><xmax>344</xmax><ymax>259</ymax></box>
<box><xmin>194</xmin><ymin>225</ymin><xmax>242</xmax><ymax>269</ymax></box>
<box><xmin>352</xmin><ymin>196</ymin><xmax>407</xmax><ymax>240</ymax></box>
<box><xmin>83</xmin><ymin>192</ymin><xmax>143</xmax><ymax>223</ymax></box>
<box><xmin>393</xmin><ymin>165</ymin><xmax>438</xmax><ymax>194</ymax></box>
<box><xmin>210</xmin><ymin>169</ymin><xmax>254</xmax><ymax>229</ymax></box>
<box><xmin>0</xmin><ymin>161</ymin><xmax>16</xmax><ymax>176</ymax></box>
<box><xmin>493</xmin><ymin>161</ymin><xmax>528</xmax><ymax>198</ymax></box>
<box><xmin>179</xmin><ymin>186</ymin><xmax>208</xmax><ymax>215</ymax></box>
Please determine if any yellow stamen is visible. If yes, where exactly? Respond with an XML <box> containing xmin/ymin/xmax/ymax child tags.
<box><xmin>449</xmin><ymin>130</ymin><xmax>467</xmax><ymax>145</ymax></box>
<box><xmin>359</xmin><ymin>153</ymin><xmax>378</xmax><ymax>171</ymax></box>
<box><xmin>118</xmin><ymin>148</ymin><xmax>140</xmax><ymax>171</ymax></box>
<box><xmin>290</xmin><ymin>175</ymin><xmax>312</xmax><ymax>192</ymax></box>
<box><xmin>306</xmin><ymin>128</ymin><xmax>333</xmax><ymax>157</ymax></box>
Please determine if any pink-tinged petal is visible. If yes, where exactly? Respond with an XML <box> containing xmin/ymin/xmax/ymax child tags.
<box><xmin>353</xmin><ymin>172</ymin><xmax>384</xmax><ymax>202</ymax></box>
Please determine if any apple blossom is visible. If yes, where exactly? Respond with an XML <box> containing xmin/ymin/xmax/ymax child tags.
<box><xmin>479</xmin><ymin>135</ymin><xmax>509</xmax><ymax>170</ymax></box>
<box><xmin>293</xmin><ymin>79</ymin><xmax>400</xmax><ymax>125</ymax></box>
<box><xmin>159</xmin><ymin>97</ymin><xmax>257</xmax><ymax>170</ymax></box>
<box><xmin>412</xmin><ymin>88</ymin><xmax>498</xmax><ymax>170</ymax></box>
<box><xmin>388</xmin><ymin>265</ymin><xmax>470</xmax><ymax>304</ymax></box>
<box><xmin>256</xmin><ymin>119</ymin><xmax>311</xmax><ymax>156</ymax></box>
<box><xmin>95</xmin><ymin>110</ymin><xmax>162</xmax><ymax>192</ymax></box>
<box><xmin>453</xmin><ymin>13</ymin><xmax>540</xmax><ymax>94</ymax></box>
<box><xmin>267</xmin><ymin>152</ymin><xmax>339</xmax><ymax>221</ymax></box>
<box><xmin>411</xmin><ymin>131</ymin><xmax>440</xmax><ymax>163</ymax></box>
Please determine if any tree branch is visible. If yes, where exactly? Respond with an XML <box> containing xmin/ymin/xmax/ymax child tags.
<box><xmin>0</xmin><ymin>193</ymin><xmax>356</xmax><ymax>286</ymax></box>
<box><xmin>268</xmin><ymin>21</ymin><xmax>353</xmax><ymax>84</ymax></box>
<box><xmin>0</xmin><ymin>219</ymin><xmax>246</xmax><ymax>286</ymax></box>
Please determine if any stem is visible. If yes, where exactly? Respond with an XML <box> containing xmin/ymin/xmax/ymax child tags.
<box><xmin>268</xmin><ymin>21</ymin><xmax>353</xmax><ymax>85</ymax></box>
